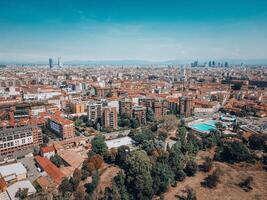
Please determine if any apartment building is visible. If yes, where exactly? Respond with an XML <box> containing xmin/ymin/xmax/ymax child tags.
<box><xmin>179</xmin><ymin>96</ymin><xmax>193</xmax><ymax>118</ymax></box>
<box><xmin>87</xmin><ymin>102</ymin><xmax>102</xmax><ymax>122</ymax></box>
<box><xmin>119</xmin><ymin>98</ymin><xmax>132</xmax><ymax>118</ymax></box>
<box><xmin>47</xmin><ymin>116</ymin><xmax>74</xmax><ymax>140</ymax></box>
<box><xmin>132</xmin><ymin>105</ymin><xmax>146</xmax><ymax>125</ymax></box>
<box><xmin>102</xmin><ymin>106</ymin><xmax>118</xmax><ymax>130</ymax></box>
<box><xmin>0</xmin><ymin>125</ymin><xmax>42</xmax><ymax>157</ymax></box>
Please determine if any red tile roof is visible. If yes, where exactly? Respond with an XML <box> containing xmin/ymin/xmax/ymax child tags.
<box><xmin>34</xmin><ymin>156</ymin><xmax>65</xmax><ymax>184</ymax></box>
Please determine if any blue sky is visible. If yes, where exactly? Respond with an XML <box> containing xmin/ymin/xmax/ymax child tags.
<box><xmin>0</xmin><ymin>0</ymin><xmax>267</xmax><ymax>62</ymax></box>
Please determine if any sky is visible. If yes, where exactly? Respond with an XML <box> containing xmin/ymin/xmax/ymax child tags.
<box><xmin>0</xmin><ymin>0</ymin><xmax>267</xmax><ymax>63</ymax></box>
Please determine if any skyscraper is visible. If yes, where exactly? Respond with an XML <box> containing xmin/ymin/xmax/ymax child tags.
<box><xmin>58</xmin><ymin>57</ymin><xmax>63</xmax><ymax>68</ymax></box>
<box><xmin>49</xmin><ymin>58</ymin><xmax>53</xmax><ymax>69</ymax></box>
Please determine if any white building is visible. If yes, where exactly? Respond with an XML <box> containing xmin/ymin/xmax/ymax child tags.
<box><xmin>105</xmin><ymin>136</ymin><xmax>134</xmax><ymax>149</ymax></box>
<box><xmin>0</xmin><ymin>163</ymin><xmax>27</xmax><ymax>183</ymax></box>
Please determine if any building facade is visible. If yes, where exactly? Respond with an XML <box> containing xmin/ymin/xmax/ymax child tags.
<box><xmin>102</xmin><ymin>106</ymin><xmax>118</xmax><ymax>130</ymax></box>
<box><xmin>47</xmin><ymin>116</ymin><xmax>74</xmax><ymax>140</ymax></box>
<box><xmin>0</xmin><ymin>126</ymin><xmax>42</xmax><ymax>157</ymax></box>
<box><xmin>179</xmin><ymin>96</ymin><xmax>193</xmax><ymax>118</ymax></box>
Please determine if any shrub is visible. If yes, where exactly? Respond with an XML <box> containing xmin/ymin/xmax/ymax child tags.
<box><xmin>201</xmin><ymin>170</ymin><xmax>220</xmax><ymax>188</ymax></box>
<box><xmin>238</xmin><ymin>176</ymin><xmax>253</xmax><ymax>192</ymax></box>
<box><xmin>184</xmin><ymin>160</ymin><xmax>198</xmax><ymax>176</ymax></box>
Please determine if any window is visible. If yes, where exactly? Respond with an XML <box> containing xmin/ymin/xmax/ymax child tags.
<box><xmin>27</xmin><ymin>132</ymin><xmax>32</xmax><ymax>137</ymax></box>
<box><xmin>22</xmin><ymin>139</ymin><xmax>25</xmax><ymax>144</ymax></box>
<box><xmin>7</xmin><ymin>136</ymin><xmax>13</xmax><ymax>141</ymax></box>
<box><xmin>14</xmin><ymin>135</ymin><xmax>19</xmax><ymax>139</ymax></box>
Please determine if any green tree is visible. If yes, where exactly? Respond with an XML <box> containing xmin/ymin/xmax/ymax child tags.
<box><xmin>75</xmin><ymin>118</ymin><xmax>83</xmax><ymax>127</ymax></box>
<box><xmin>249</xmin><ymin>135</ymin><xmax>266</xmax><ymax>150</ymax></box>
<box><xmin>116</xmin><ymin>145</ymin><xmax>130</xmax><ymax>168</ymax></box>
<box><xmin>125</xmin><ymin>150</ymin><xmax>153</xmax><ymax>199</ymax></box>
<box><xmin>130</xmin><ymin>118</ymin><xmax>139</xmax><ymax>129</ymax></box>
<box><xmin>106</xmin><ymin>91</ymin><xmax>113</xmax><ymax>98</ymax></box>
<box><xmin>131</xmin><ymin>129</ymin><xmax>154</xmax><ymax>145</ymax></box>
<box><xmin>112</xmin><ymin>171</ymin><xmax>130</xmax><ymax>200</ymax></box>
<box><xmin>50</xmin><ymin>154</ymin><xmax>63</xmax><ymax>167</ymax></box>
<box><xmin>70</xmin><ymin>168</ymin><xmax>82</xmax><ymax>190</ymax></box>
<box><xmin>215</xmin><ymin>142</ymin><xmax>251</xmax><ymax>163</ymax></box>
<box><xmin>168</xmin><ymin>143</ymin><xmax>186</xmax><ymax>180</ymax></box>
<box><xmin>146</xmin><ymin>107</ymin><xmax>155</xmax><ymax>122</ymax></box>
<box><xmin>184</xmin><ymin>160</ymin><xmax>198</xmax><ymax>176</ymax></box>
<box><xmin>177</xmin><ymin>127</ymin><xmax>187</xmax><ymax>145</ymax></box>
<box><xmin>59</xmin><ymin>178</ymin><xmax>73</xmax><ymax>193</ymax></box>
<box><xmin>43</xmin><ymin>134</ymin><xmax>49</xmax><ymax>144</ymax></box>
<box><xmin>91</xmin><ymin>135</ymin><xmax>108</xmax><ymax>156</ymax></box>
<box><xmin>232</xmin><ymin>82</ymin><xmax>243</xmax><ymax>90</ymax></box>
<box><xmin>152</xmin><ymin>162</ymin><xmax>175</xmax><ymax>194</ymax></box>
<box><xmin>15</xmin><ymin>188</ymin><xmax>28</xmax><ymax>199</ymax></box>
<box><xmin>85</xmin><ymin>171</ymin><xmax>100</xmax><ymax>194</ymax></box>
<box><xmin>201</xmin><ymin>170</ymin><xmax>220</xmax><ymax>188</ymax></box>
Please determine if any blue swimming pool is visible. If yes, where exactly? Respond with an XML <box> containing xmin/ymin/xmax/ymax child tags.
<box><xmin>190</xmin><ymin>121</ymin><xmax>217</xmax><ymax>133</ymax></box>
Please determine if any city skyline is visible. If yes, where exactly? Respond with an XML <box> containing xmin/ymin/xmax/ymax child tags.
<box><xmin>0</xmin><ymin>0</ymin><xmax>267</xmax><ymax>63</ymax></box>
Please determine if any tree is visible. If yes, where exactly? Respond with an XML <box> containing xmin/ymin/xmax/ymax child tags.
<box><xmin>50</xmin><ymin>154</ymin><xmax>63</xmax><ymax>167</ymax></box>
<box><xmin>91</xmin><ymin>135</ymin><xmax>108</xmax><ymax>156</ymax></box>
<box><xmin>201</xmin><ymin>170</ymin><xmax>220</xmax><ymax>188</ymax></box>
<box><xmin>215</xmin><ymin>142</ymin><xmax>251</xmax><ymax>163</ymax></box>
<box><xmin>130</xmin><ymin>118</ymin><xmax>139</xmax><ymax>129</ymax></box>
<box><xmin>175</xmin><ymin>170</ymin><xmax>187</xmax><ymax>182</ymax></box>
<box><xmin>85</xmin><ymin>171</ymin><xmax>100</xmax><ymax>194</ymax></box>
<box><xmin>106</xmin><ymin>91</ymin><xmax>113</xmax><ymax>98</ymax></box>
<box><xmin>71</xmin><ymin>168</ymin><xmax>82</xmax><ymax>190</ymax></box>
<box><xmin>168</xmin><ymin>143</ymin><xmax>186</xmax><ymax>180</ymax></box>
<box><xmin>105</xmin><ymin>148</ymin><xmax>117</xmax><ymax>163</ymax></box>
<box><xmin>159</xmin><ymin>115</ymin><xmax>179</xmax><ymax>132</ymax></box>
<box><xmin>86</xmin><ymin>120</ymin><xmax>95</xmax><ymax>127</ymax></box>
<box><xmin>83</xmin><ymin>154</ymin><xmax>104</xmax><ymax>174</ymax></box>
<box><xmin>232</xmin><ymin>82</ymin><xmax>243</xmax><ymax>90</ymax></box>
<box><xmin>125</xmin><ymin>150</ymin><xmax>153</xmax><ymax>199</ymax></box>
<box><xmin>118</xmin><ymin>118</ymin><xmax>130</xmax><ymax>127</ymax></box>
<box><xmin>131</xmin><ymin>129</ymin><xmax>154</xmax><ymax>145</ymax></box>
<box><xmin>43</xmin><ymin>135</ymin><xmax>49</xmax><ymax>144</ymax></box>
<box><xmin>75</xmin><ymin>118</ymin><xmax>84</xmax><ymax>127</ymax></box>
<box><xmin>81</xmin><ymin>169</ymin><xmax>90</xmax><ymax>180</ymax></box>
<box><xmin>215</xmin><ymin>122</ymin><xmax>224</xmax><ymax>130</ymax></box>
<box><xmin>184</xmin><ymin>160</ymin><xmax>198</xmax><ymax>176</ymax></box>
<box><xmin>201</xmin><ymin>157</ymin><xmax>213</xmax><ymax>172</ymax></box>
<box><xmin>112</xmin><ymin>171</ymin><xmax>130</xmax><ymax>200</ymax></box>
<box><xmin>74</xmin><ymin>185</ymin><xmax>85</xmax><ymax>199</ymax></box>
<box><xmin>116</xmin><ymin>145</ymin><xmax>130</xmax><ymax>168</ymax></box>
<box><xmin>152</xmin><ymin>162</ymin><xmax>175</xmax><ymax>194</ymax></box>
<box><xmin>177</xmin><ymin>127</ymin><xmax>187</xmax><ymax>145</ymax></box>
<box><xmin>238</xmin><ymin>176</ymin><xmax>253</xmax><ymax>192</ymax></box>
<box><xmin>249</xmin><ymin>135</ymin><xmax>265</xmax><ymax>150</ymax></box>
<box><xmin>146</xmin><ymin>108</ymin><xmax>155</xmax><ymax>122</ymax></box>
<box><xmin>103</xmin><ymin>185</ymin><xmax>120</xmax><ymax>200</ymax></box>
<box><xmin>15</xmin><ymin>188</ymin><xmax>28</xmax><ymax>199</ymax></box>
<box><xmin>59</xmin><ymin>178</ymin><xmax>73</xmax><ymax>193</ymax></box>
<box><xmin>178</xmin><ymin>187</ymin><xmax>197</xmax><ymax>200</ymax></box>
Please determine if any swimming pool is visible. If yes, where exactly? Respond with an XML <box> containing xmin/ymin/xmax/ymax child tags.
<box><xmin>189</xmin><ymin>120</ymin><xmax>218</xmax><ymax>133</ymax></box>
<box><xmin>191</xmin><ymin>123</ymin><xmax>216</xmax><ymax>133</ymax></box>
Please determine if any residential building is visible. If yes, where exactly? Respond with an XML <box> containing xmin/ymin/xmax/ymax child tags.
<box><xmin>102</xmin><ymin>106</ymin><xmax>118</xmax><ymax>130</ymax></box>
<box><xmin>132</xmin><ymin>105</ymin><xmax>146</xmax><ymax>124</ymax></box>
<box><xmin>87</xmin><ymin>102</ymin><xmax>102</xmax><ymax>122</ymax></box>
<box><xmin>119</xmin><ymin>98</ymin><xmax>132</xmax><ymax>118</ymax></box>
<box><xmin>47</xmin><ymin>116</ymin><xmax>74</xmax><ymax>140</ymax></box>
<box><xmin>179</xmin><ymin>96</ymin><xmax>193</xmax><ymax>117</ymax></box>
<box><xmin>0</xmin><ymin>126</ymin><xmax>42</xmax><ymax>157</ymax></box>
